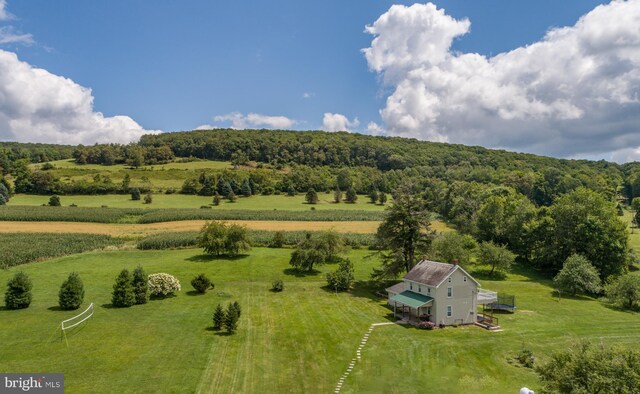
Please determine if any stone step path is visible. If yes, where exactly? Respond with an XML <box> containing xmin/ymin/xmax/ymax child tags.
<box><xmin>334</xmin><ymin>322</ymin><xmax>395</xmax><ymax>393</ymax></box>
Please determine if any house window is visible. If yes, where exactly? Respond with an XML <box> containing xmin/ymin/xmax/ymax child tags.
<box><xmin>463</xmin><ymin>276</ymin><xmax>467</xmax><ymax>282</ymax></box>
<box><xmin>427</xmin><ymin>307</ymin><xmax>431</xmax><ymax>315</ymax></box>
<box><xmin>447</xmin><ymin>287</ymin><xmax>452</xmax><ymax>297</ymax></box>
<box><xmin>410</xmin><ymin>283</ymin><xmax>413</xmax><ymax>290</ymax></box>
<box><xmin>447</xmin><ymin>306</ymin><xmax>452</xmax><ymax>317</ymax></box>
<box><xmin>418</xmin><ymin>285</ymin><xmax>421</xmax><ymax>293</ymax></box>
<box><xmin>427</xmin><ymin>287</ymin><xmax>430</xmax><ymax>294</ymax></box>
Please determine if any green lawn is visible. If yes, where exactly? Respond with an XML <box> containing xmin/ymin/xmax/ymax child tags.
<box><xmin>8</xmin><ymin>193</ymin><xmax>388</xmax><ymax>211</ymax></box>
<box><xmin>2</xmin><ymin>248</ymin><xmax>640</xmax><ymax>393</ymax></box>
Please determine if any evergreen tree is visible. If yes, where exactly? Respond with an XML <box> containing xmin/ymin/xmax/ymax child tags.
<box><xmin>240</xmin><ymin>179</ymin><xmax>252</xmax><ymax>197</ymax></box>
<box><xmin>212</xmin><ymin>304</ymin><xmax>225</xmax><ymax>330</ymax></box>
<box><xmin>48</xmin><ymin>195</ymin><xmax>61</xmax><ymax>206</ymax></box>
<box><xmin>249</xmin><ymin>179</ymin><xmax>259</xmax><ymax>195</ymax></box>
<box><xmin>230</xmin><ymin>178</ymin><xmax>241</xmax><ymax>194</ymax></box>
<box><xmin>131</xmin><ymin>188</ymin><xmax>141</xmax><ymax>200</ymax></box>
<box><xmin>333</xmin><ymin>188</ymin><xmax>342</xmax><ymax>203</ymax></box>
<box><xmin>216</xmin><ymin>177</ymin><xmax>232</xmax><ymax>197</ymax></box>
<box><xmin>224</xmin><ymin>303</ymin><xmax>239</xmax><ymax>333</ymax></box>
<box><xmin>305</xmin><ymin>188</ymin><xmax>318</xmax><ymax>204</ymax></box>
<box><xmin>231</xmin><ymin>301</ymin><xmax>241</xmax><ymax>317</ymax></box>
<box><xmin>0</xmin><ymin>194</ymin><xmax>5</xmax><ymax>206</ymax></box>
<box><xmin>213</xmin><ymin>192</ymin><xmax>221</xmax><ymax>206</ymax></box>
<box><xmin>59</xmin><ymin>272</ymin><xmax>85</xmax><ymax>310</ymax></box>
<box><xmin>144</xmin><ymin>192</ymin><xmax>153</xmax><ymax>204</ymax></box>
<box><xmin>199</xmin><ymin>175</ymin><xmax>215</xmax><ymax>196</ymax></box>
<box><xmin>0</xmin><ymin>182</ymin><xmax>10</xmax><ymax>203</ymax></box>
<box><xmin>227</xmin><ymin>190</ymin><xmax>237</xmax><ymax>202</ymax></box>
<box><xmin>112</xmin><ymin>269</ymin><xmax>135</xmax><ymax>308</ymax></box>
<box><xmin>345</xmin><ymin>187</ymin><xmax>357</xmax><ymax>203</ymax></box>
<box><xmin>132</xmin><ymin>265</ymin><xmax>149</xmax><ymax>305</ymax></box>
<box><xmin>4</xmin><ymin>272</ymin><xmax>32</xmax><ymax>310</ymax></box>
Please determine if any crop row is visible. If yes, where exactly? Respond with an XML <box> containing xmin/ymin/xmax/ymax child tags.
<box><xmin>0</xmin><ymin>233</ymin><xmax>122</xmax><ymax>268</ymax></box>
<box><xmin>0</xmin><ymin>206</ymin><xmax>384</xmax><ymax>223</ymax></box>
<box><xmin>136</xmin><ymin>230</ymin><xmax>376</xmax><ymax>250</ymax></box>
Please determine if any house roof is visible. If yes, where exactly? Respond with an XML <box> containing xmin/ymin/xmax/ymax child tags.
<box><xmin>403</xmin><ymin>260</ymin><xmax>480</xmax><ymax>287</ymax></box>
<box><xmin>389</xmin><ymin>290</ymin><xmax>434</xmax><ymax>309</ymax></box>
<box><xmin>385</xmin><ymin>282</ymin><xmax>405</xmax><ymax>294</ymax></box>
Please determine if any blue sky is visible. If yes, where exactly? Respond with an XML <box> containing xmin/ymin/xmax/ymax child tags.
<box><xmin>2</xmin><ymin>0</ymin><xmax>639</xmax><ymax>162</ymax></box>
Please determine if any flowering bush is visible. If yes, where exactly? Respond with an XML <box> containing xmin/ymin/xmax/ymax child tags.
<box><xmin>148</xmin><ymin>273</ymin><xmax>181</xmax><ymax>297</ymax></box>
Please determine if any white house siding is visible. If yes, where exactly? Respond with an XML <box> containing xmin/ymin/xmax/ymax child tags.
<box><xmin>433</xmin><ymin>268</ymin><xmax>477</xmax><ymax>325</ymax></box>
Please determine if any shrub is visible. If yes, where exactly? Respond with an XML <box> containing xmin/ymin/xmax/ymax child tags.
<box><xmin>48</xmin><ymin>195</ymin><xmax>61</xmax><ymax>206</ymax></box>
<box><xmin>148</xmin><ymin>273</ymin><xmax>181</xmax><ymax>297</ymax></box>
<box><xmin>345</xmin><ymin>187</ymin><xmax>357</xmax><ymax>203</ymax></box>
<box><xmin>191</xmin><ymin>273</ymin><xmax>213</xmax><ymax>294</ymax></box>
<box><xmin>516</xmin><ymin>348</ymin><xmax>535</xmax><ymax>368</ymax></box>
<box><xmin>132</xmin><ymin>265</ymin><xmax>149</xmax><ymax>304</ymax></box>
<box><xmin>198</xmin><ymin>221</ymin><xmax>251</xmax><ymax>256</ymax></box>
<box><xmin>227</xmin><ymin>191</ymin><xmax>237</xmax><ymax>202</ymax></box>
<box><xmin>4</xmin><ymin>272</ymin><xmax>32</xmax><ymax>309</ymax></box>
<box><xmin>131</xmin><ymin>188</ymin><xmax>141</xmax><ymax>200</ymax></box>
<box><xmin>0</xmin><ymin>194</ymin><xmax>5</xmax><ymax>205</ymax></box>
<box><xmin>144</xmin><ymin>192</ymin><xmax>153</xmax><ymax>204</ymax></box>
<box><xmin>553</xmin><ymin>254</ymin><xmax>601</xmax><ymax>296</ymax></box>
<box><xmin>59</xmin><ymin>272</ymin><xmax>84</xmax><ymax>310</ymax></box>
<box><xmin>605</xmin><ymin>274</ymin><xmax>640</xmax><ymax>310</ymax></box>
<box><xmin>268</xmin><ymin>231</ymin><xmax>285</xmax><ymax>248</ymax></box>
<box><xmin>112</xmin><ymin>269</ymin><xmax>135</xmax><ymax>307</ymax></box>
<box><xmin>212</xmin><ymin>304</ymin><xmax>224</xmax><ymax>329</ymax></box>
<box><xmin>305</xmin><ymin>188</ymin><xmax>318</xmax><ymax>204</ymax></box>
<box><xmin>417</xmin><ymin>321</ymin><xmax>435</xmax><ymax>330</ymax></box>
<box><xmin>213</xmin><ymin>193</ymin><xmax>221</xmax><ymax>206</ymax></box>
<box><xmin>326</xmin><ymin>259</ymin><xmax>355</xmax><ymax>291</ymax></box>
<box><xmin>271</xmin><ymin>280</ymin><xmax>284</xmax><ymax>292</ymax></box>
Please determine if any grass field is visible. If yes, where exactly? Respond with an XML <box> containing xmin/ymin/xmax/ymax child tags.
<box><xmin>2</xmin><ymin>248</ymin><xmax>640</xmax><ymax>393</ymax></box>
<box><xmin>37</xmin><ymin>159</ymin><xmax>233</xmax><ymax>171</ymax></box>
<box><xmin>8</xmin><ymin>193</ymin><xmax>388</xmax><ymax>211</ymax></box>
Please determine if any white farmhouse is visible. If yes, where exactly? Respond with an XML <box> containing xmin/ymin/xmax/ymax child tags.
<box><xmin>386</xmin><ymin>260</ymin><xmax>497</xmax><ymax>326</ymax></box>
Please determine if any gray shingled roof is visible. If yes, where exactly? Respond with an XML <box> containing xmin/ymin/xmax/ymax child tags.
<box><xmin>385</xmin><ymin>282</ymin><xmax>405</xmax><ymax>294</ymax></box>
<box><xmin>403</xmin><ymin>260</ymin><xmax>456</xmax><ymax>286</ymax></box>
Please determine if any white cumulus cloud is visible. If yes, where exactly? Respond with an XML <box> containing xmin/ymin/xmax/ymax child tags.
<box><xmin>322</xmin><ymin>112</ymin><xmax>360</xmax><ymax>132</ymax></box>
<box><xmin>364</xmin><ymin>1</ymin><xmax>640</xmax><ymax>161</ymax></box>
<box><xmin>0</xmin><ymin>50</ymin><xmax>160</xmax><ymax>145</ymax></box>
<box><xmin>213</xmin><ymin>112</ymin><xmax>297</xmax><ymax>129</ymax></box>
<box><xmin>366</xmin><ymin>121</ymin><xmax>385</xmax><ymax>136</ymax></box>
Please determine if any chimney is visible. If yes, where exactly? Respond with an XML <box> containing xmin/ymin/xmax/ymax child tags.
<box><xmin>452</xmin><ymin>259</ymin><xmax>459</xmax><ymax>266</ymax></box>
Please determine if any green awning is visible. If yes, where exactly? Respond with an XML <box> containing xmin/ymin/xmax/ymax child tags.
<box><xmin>390</xmin><ymin>291</ymin><xmax>434</xmax><ymax>309</ymax></box>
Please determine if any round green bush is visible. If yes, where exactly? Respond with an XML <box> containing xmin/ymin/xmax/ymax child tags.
<box><xmin>191</xmin><ymin>273</ymin><xmax>213</xmax><ymax>294</ymax></box>
<box><xmin>59</xmin><ymin>272</ymin><xmax>84</xmax><ymax>310</ymax></box>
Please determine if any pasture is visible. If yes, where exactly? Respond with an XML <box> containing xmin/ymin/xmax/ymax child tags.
<box><xmin>2</xmin><ymin>247</ymin><xmax>640</xmax><ymax>393</ymax></box>
<box><xmin>8</xmin><ymin>193</ymin><xmax>388</xmax><ymax>211</ymax></box>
